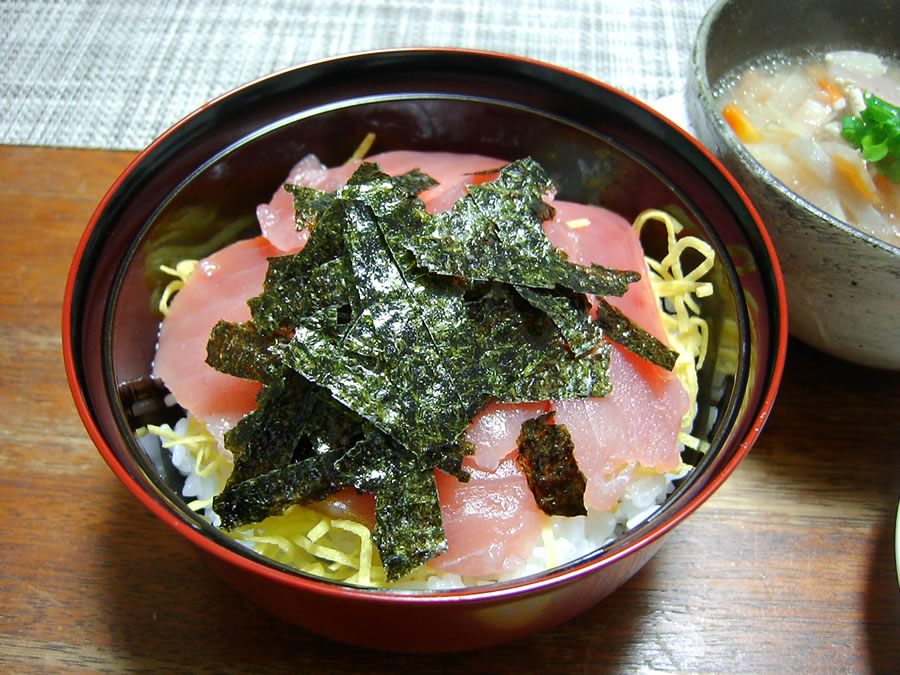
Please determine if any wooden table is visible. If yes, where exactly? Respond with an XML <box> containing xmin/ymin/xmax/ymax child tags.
<box><xmin>1</xmin><ymin>145</ymin><xmax>898</xmax><ymax>673</ymax></box>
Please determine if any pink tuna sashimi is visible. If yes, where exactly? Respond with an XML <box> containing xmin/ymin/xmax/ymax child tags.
<box><xmin>256</xmin><ymin>150</ymin><xmax>505</xmax><ymax>251</ymax></box>
<box><xmin>465</xmin><ymin>401</ymin><xmax>552</xmax><ymax>473</ymax></box>
<box><xmin>544</xmin><ymin>198</ymin><xmax>683</xmax><ymax>400</ymax></box>
<box><xmin>365</xmin><ymin>150</ymin><xmax>504</xmax><ymax>214</ymax></box>
<box><xmin>256</xmin><ymin>155</ymin><xmax>358</xmax><ymax>252</ymax></box>
<box><xmin>431</xmin><ymin>455</ymin><xmax>546</xmax><ymax>577</ymax></box>
<box><xmin>543</xmin><ymin>200</ymin><xmax>667</xmax><ymax>343</ymax></box>
<box><xmin>311</xmin><ymin>488</ymin><xmax>377</xmax><ymax>530</ymax></box>
<box><xmin>152</xmin><ymin>235</ymin><xmax>296</xmax><ymax>443</ymax></box>
<box><xmin>553</xmin><ymin>344</ymin><xmax>688</xmax><ymax>512</ymax></box>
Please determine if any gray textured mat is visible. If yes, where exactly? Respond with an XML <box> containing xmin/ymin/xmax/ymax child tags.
<box><xmin>1</xmin><ymin>0</ymin><xmax>713</xmax><ymax>150</ymax></box>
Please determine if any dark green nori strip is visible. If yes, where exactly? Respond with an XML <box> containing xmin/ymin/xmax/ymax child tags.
<box><xmin>249</xmin><ymin>245</ymin><xmax>349</xmax><ymax>336</ymax></box>
<box><xmin>250</xmin><ymin>254</ymin><xmax>352</xmax><ymax>333</ymax></box>
<box><xmin>222</xmin><ymin>368</ymin><xmax>318</xmax><ymax>486</ymax></box>
<box><xmin>453</xmin><ymin>282</ymin><xmax>613</xmax><ymax>402</ymax></box>
<box><xmin>516</xmin><ymin>285</ymin><xmax>676</xmax><ymax>371</ymax></box>
<box><xmin>592</xmin><ymin>296</ymin><xmax>677</xmax><ymax>371</ymax></box>
<box><xmin>205</xmin><ymin>320</ymin><xmax>285</xmax><ymax>382</ymax></box>
<box><xmin>516</xmin><ymin>412</ymin><xmax>587</xmax><ymax>517</ymax></box>
<box><xmin>215</xmin><ymin>420</ymin><xmax>389</xmax><ymax>531</ymax></box>
<box><xmin>372</xmin><ymin>466</ymin><xmax>447</xmax><ymax>580</ymax></box>
<box><xmin>395</xmin><ymin>158</ymin><xmax>640</xmax><ymax>297</ymax></box>
<box><xmin>514</xmin><ymin>286</ymin><xmax>605</xmax><ymax>358</ymax></box>
<box><xmin>503</xmin><ymin>343</ymin><xmax>613</xmax><ymax>402</ymax></box>
<box><xmin>334</xmin><ymin>435</ymin><xmax>449</xmax><ymax>580</ymax></box>
<box><xmin>213</xmin><ymin>448</ymin><xmax>347</xmax><ymax>531</ymax></box>
<box><xmin>275</xmin><ymin>194</ymin><xmax>485</xmax><ymax>454</ymax></box>
<box><xmin>391</xmin><ymin>168</ymin><xmax>440</xmax><ymax>196</ymax></box>
<box><xmin>421</xmin><ymin>441</ymin><xmax>474</xmax><ymax>483</ymax></box>
<box><xmin>299</xmin><ymin>389</ymin><xmax>373</xmax><ymax>458</ymax></box>
<box><xmin>285</xmin><ymin>184</ymin><xmax>335</xmax><ymax>232</ymax></box>
<box><xmin>215</xmin><ymin>425</ymin><xmax>453</xmax><ymax>580</ymax></box>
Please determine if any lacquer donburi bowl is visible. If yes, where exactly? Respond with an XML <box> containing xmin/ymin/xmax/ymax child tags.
<box><xmin>63</xmin><ymin>49</ymin><xmax>787</xmax><ymax>652</ymax></box>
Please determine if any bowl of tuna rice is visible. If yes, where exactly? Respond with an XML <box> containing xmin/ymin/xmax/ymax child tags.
<box><xmin>63</xmin><ymin>49</ymin><xmax>787</xmax><ymax>652</ymax></box>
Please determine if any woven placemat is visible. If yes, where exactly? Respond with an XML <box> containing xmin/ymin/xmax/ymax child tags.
<box><xmin>1</xmin><ymin>0</ymin><xmax>715</xmax><ymax>150</ymax></box>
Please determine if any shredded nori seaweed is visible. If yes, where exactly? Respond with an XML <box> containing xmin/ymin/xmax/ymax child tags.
<box><xmin>206</xmin><ymin>320</ymin><xmax>285</xmax><ymax>383</ymax></box>
<box><xmin>213</xmin><ymin>447</ymin><xmax>348</xmax><ymax>529</ymax></box>
<box><xmin>204</xmin><ymin>156</ymin><xmax>673</xmax><ymax>581</ymax></box>
<box><xmin>516</xmin><ymin>412</ymin><xmax>587</xmax><ymax>517</ymax></box>
<box><xmin>592</xmin><ymin>297</ymin><xmax>677</xmax><ymax>371</ymax></box>
<box><xmin>220</xmin><ymin>368</ymin><xmax>317</xmax><ymax>486</ymax></box>
<box><xmin>391</xmin><ymin>158</ymin><xmax>641</xmax><ymax>297</ymax></box>
<box><xmin>214</xmin><ymin>416</ymin><xmax>460</xmax><ymax>580</ymax></box>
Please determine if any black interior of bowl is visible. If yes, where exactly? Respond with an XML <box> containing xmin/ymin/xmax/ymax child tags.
<box><xmin>69</xmin><ymin>50</ymin><xmax>781</xmax><ymax>588</ymax></box>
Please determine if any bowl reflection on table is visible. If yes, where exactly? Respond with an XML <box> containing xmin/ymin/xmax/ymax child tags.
<box><xmin>63</xmin><ymin>49</ymin><xmax>787</xmax><ymax>652</ymax></box>
<box><xmin>687</xmin><ymin>0</ymin><xmax>900</xmax><ymax>370</ymax></box>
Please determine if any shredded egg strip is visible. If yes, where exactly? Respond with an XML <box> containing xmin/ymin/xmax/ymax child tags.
<box><xmin>345</xmin><ymin>132</ymin><xmax>376</xmax><ymax>164</ymax></box>
<box><xmin>158</xmin><ymin>260</ymin><xmax>198</xmax><ymax>316</ymax></box>
<box><xmin>143</xmin><ymin>207</ymin><xmax>715</xmax><ymax>587</ymax></box>
<box><xmin>635</xmin><ymin>209</ymin><xmax>715</xmax><ymax>453</ymax></box>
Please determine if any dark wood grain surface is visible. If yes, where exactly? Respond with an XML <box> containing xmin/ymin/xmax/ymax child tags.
<box><xmin>1</xmin><ymin>145</ymin><xmax>898</xmax><ymax>673</ymax></box>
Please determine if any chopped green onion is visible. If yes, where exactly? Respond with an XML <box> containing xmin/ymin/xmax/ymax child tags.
<box><xmin>841</xmin><ymin>93</ymin><xmax>900</xmax><ymax>183</ymax></box>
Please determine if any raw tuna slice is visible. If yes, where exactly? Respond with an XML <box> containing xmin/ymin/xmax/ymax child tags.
<box><xmin>465</xmin><ymin>401</ymin><xmax>551</xmax><ymax>472</ymax></box>
<box><xmin>553</xmin><ymin>345</ymin><xmax>688</xmax><ymax>512</ymax></box>
<box><xmin>311</xmin><ymin>488</ymin><xmax>377</xmax><ymax>530</ymax></box>
<box><xmin>365</xmin><ymin>150</ymin><xmax>504</xmax><ymax>214</ymax></box>
<box><xmin>543</xmin><ymin>200</ymin><xmax>667</xmax><ymax>343</ymax></box>
<box><xmin>152</xmin><ymin>235</ymin><xmax>296</xmax><ymax>444</ymax></box>
<box><xmin>256</xmin><ymin>155</ymin><xmax>358</xmax><ymax>252</ymax></box>
<box><xmin>430</xmin><ymin>455</ymin><xmax>546</xmax><ymax>577</ymax></box>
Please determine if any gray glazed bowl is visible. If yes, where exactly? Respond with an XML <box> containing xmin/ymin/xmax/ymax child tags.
<box><xmin>687</xmin><ymin>0</ymin><xmax>900</xmax><ymax>370</ymax></box>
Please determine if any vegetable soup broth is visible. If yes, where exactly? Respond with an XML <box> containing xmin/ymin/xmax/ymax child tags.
<box><xmin>714</xmin><ymin>50</ymin><xmax>900</xmax><ymax>246</ymax></box>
